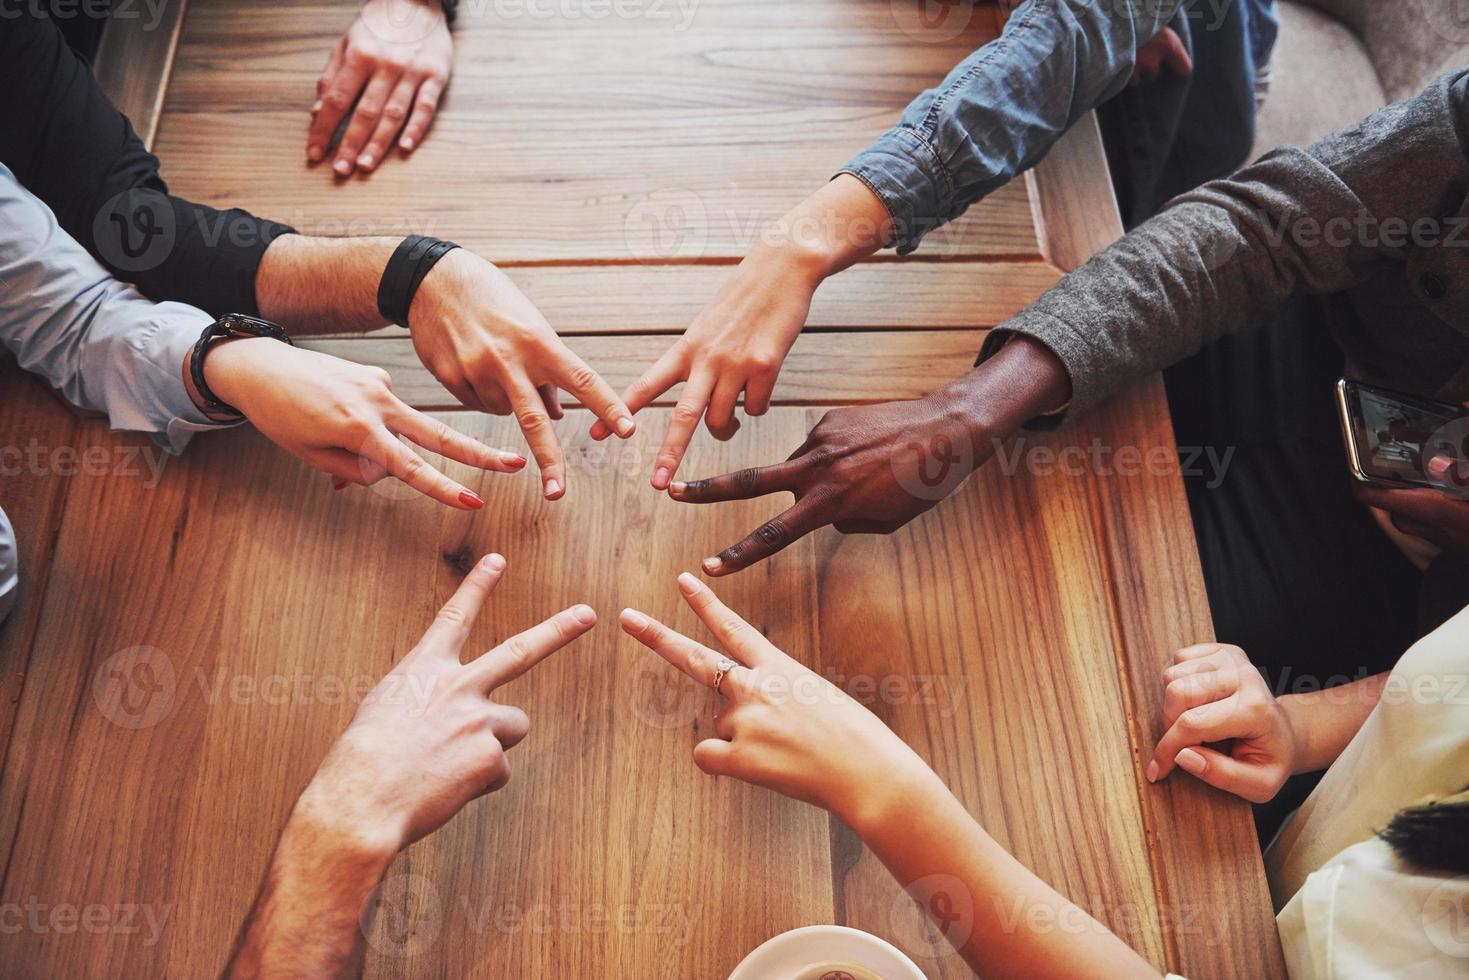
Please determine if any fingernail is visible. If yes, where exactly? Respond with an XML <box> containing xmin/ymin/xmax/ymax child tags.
<box><xmin>544</xmin><ymin>479</ymin><xmax>562</xmax><ymax>498</ymax></box>
<box><xmin>702</xmin><ymin>556</ymin><xmax>723</xmax><ymax>574</ymax></box>
<box><xmin>400</xmin><ymin>137</ymin><xmax>415</xmax><ymax>151</ymax></box>
<box><xmin>332</xmin><ymin>477</ymin><xmax>348</xmax><ymax>491</ymax></box>
<box><xmin>507</xmin><ymin>454</ymin><xmax>527</xmax><ymax>469</ymax></box>
<box><xmin>615</xmin><ymin>416</ymin><xmax>635</xmax><ymax>437</ymax></box>
<box><xmin>333</xmin><ymin>158</ymin><xmax>352</xmax><ymax>176</ymax></box>
<box><xmin>677</xmin><ymin>572</ymin><xmax>701</xmax><ymax>594</ymax></box>
<box><xmin>621</xmin><ymin>608</ymin><xmax>649</xmax><ymax>631</ymax></box>
<box><xmin>481</xmin><ymin>553</ymin><xmax>505</xmax><ymax>572</ymax></box>
<box><xmin>669</xmin><ymin>481</ymin><xmax>687</xmax><ymax>496</ymax></box>
<box><xmin>652</xmin><ymin>467</ymin><xmax>671</xmax><ymax>489</ymax></box>
<box><xmin>1429</xmin><ymin>455</ymin><xmax>1452</xmax><ymax>478</ymax></box>
<box><xmin>1174</xmin><ymin>749</ymin><xmax>1206</xmax><ymax>775</ymax></box>
<box><xmin>357</xmin><ymin>154</ymin><xmax>373</xmax><ymax>168</ymax></box>
<box><xmin>571</xmin><ymin>604</ymin><xmax>597</xmax><ymax>626</ymax></box>
<box><xmin>307</xmin><ymin>145</ymin><xmax>324</xmax><ymax>162</ymax></box>
<box><xmin>1145</xmin><ymin>760</ymin><xmax>1160</xmax><ymax>783</ymax></box>
<box><xmin>459</xmin><ymin>490</ymin><xmax>485</xmax><ymax>509</ymax></box>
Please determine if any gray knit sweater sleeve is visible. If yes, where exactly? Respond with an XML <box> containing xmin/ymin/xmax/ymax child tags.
<box><xmin>979</xmin><ymin>69</ymin><xmax>1469</xmax><ymax>423</ymax></box>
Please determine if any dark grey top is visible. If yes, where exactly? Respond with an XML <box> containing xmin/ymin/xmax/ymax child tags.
<box><xmin>982</xmin><ymin>69</ymin><xmax>1469</xmax><ymax>423</ymax></box>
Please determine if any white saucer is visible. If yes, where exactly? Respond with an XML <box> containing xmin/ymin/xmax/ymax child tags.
<box><xmin>728</xmin><ymin>925</ymin><xmax>928</xmax><ymax>979</ymax></box>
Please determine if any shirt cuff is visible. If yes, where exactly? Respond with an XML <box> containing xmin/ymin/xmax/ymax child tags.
<box><xmin>976</xmin><ymin>318</ymin><xmax>1089</xmax><ymax>430</ymax></box>
<box><xmin>143</xmin><ymin>308</ymin><xmax>244</xmax><ymax>454</ymax></box>
<box><xmin>839</xmin><ymin>127</ymin><xmax>954</xmax><ymax>254</ymax></box>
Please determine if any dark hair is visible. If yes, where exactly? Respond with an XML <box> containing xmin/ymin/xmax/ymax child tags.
<box><xmin>1380</xmin><ymin>788</ymin><xmax>1469</xmax><ymax>874</ymax></box>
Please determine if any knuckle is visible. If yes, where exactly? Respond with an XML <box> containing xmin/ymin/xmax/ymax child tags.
<box><xmin>322</xmin><ymin>90</ymin><xmax>353</xmax><ymax>112</ymax></box>
<box><xmin>732</xmin><ymin>468</ymin><xmax>760</xmax><ymax>495</ymax></box>
<box><xmin>753</xmin><ymin>518</ymin><xmax>791</xmax><ymax>549</ymax></box>
<box><xmin>382</xmin><ymin>103</ymin><xmax>409</xmax><ymax>123</ymax></box>
<box><xmin>672</xmin><ymin>403</ymin><xmax>702</xmax><ymax>426</ymax></box>
<box><xmin>515</xmin><ymin>409</ymin><xmax>548</xmax><ymax>433</ymax></box>
<box><xmin>564</xmin><ymin>364</ymin><xmax>599</xmax><ymax>392</ymax></box>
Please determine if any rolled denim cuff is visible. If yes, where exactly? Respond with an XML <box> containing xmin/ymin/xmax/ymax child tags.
<box><xmin>839</xmin><ymin>128</ymin><xmax>954</xmax><ymax>255</ymax></box>
<box><xmin>0</xmin><ymin>507</ymin><xmax>17</xmax><ymax>626</ymax></box>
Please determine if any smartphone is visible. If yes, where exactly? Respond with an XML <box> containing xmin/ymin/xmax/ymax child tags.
<box><xmin>1336</xmin><ymin>379</ymin><xmax>1468</xmax><ymax>489</ymax></box>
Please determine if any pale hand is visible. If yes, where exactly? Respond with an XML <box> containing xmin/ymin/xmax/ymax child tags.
<box><xmin>1146</xmin><ymin>642</ymin><xmax>1298</xmax><ymax>803</ymax></box>
<box><xmin>200</xmin><ymin>337</ymin><xmax>525</xmax><ymax>509</ymax></box>
<box><xmin>619</xmin><ymin>574</ymin><xmax>926</xmax><ymax>825</ymax></box>
<box><xmin>409</xmin><ymin>248</ymin><xmax>637</xmax><ymax>499</ymax></box>
<box><xmin>294</xmin><ymin>554</ymin><xmax>598</xmax><ymax>851</ymax></box>
<box><xmin>309</xmin><ymin>0</ymin><xmax>454</xmax><ymax>175</ymax></box>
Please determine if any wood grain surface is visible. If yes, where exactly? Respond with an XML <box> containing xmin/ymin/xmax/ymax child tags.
<box><xmin>0</xmin><ymin>0</ymin><xmax>1284</xmax><ymax>976</ymax></box>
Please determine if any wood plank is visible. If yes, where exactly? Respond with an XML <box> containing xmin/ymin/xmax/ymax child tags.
<box><xmin>322</xmin><ymin>260</ymin><xmax>1061</xmax><ymax>336</ymax></box>
<box><xmin>0</xmin><ymin>404</ymin><xmax>1180</xmax><ymax>976</ymax></box>
<box><xmin>299</xmin><ymin>329</ymin><xmax>990</xmax><ymax>409</ymax></box>
<box><xmin>153</xmin><ymin>0</ymin><xmax>1041</xmax><ymax>263</ymax></box>
<box><xmin>92</xmin><ymin>0</ymin><xmax>190</xmax><ymax>149</ymax></box>
<box><xmin>1031</xmin><ymin>118</ymin><xmax>1287</xmax><ymax>977</ymax></box>
<box><xmin>0</xmin><ymin>361</ymin><xmax>79</xmax><ymax>769</ymax></box>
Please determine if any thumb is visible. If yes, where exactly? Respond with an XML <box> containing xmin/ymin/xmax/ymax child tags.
<box><xmin>1158</xmin><ymin>28</ymin><xmax>1193</xmax><ymax>78</ymax></box>
<box><xmin>692</xmin><ymin>738</ymin><xmax>736</xmax><ymax>776</ymax></box>
<box><xmin>1174</xmin><ymin>746</ymin><xmax>1283</xmax><ymax>804</ymax></box>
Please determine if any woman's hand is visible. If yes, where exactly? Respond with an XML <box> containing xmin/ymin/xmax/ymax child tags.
<box><xmin>308</xmin><ymin>0</ymin><xmax>453</xmax><ymax>176</ymax></box>
<box><xmin>593</xmin><ymin>174</ymin><xmax>898</xmax><ymax>490</ymax></box>
<box><xmin>1146</xmin><ymin>643</ymin><xmax>1299</xmax><ymax>803</ymax></box>
<box><xmin>591</xmin><ymin>243</ymin><xmax>820</xmax><ymax>489</ymax></box>
<box><xmin>199</xmin><ymin>337</ymin><xmax>525</xmax><ymax>508</ymax></box>
<box><xmin>409</xmin><ymin>248</ymin><xmax>636</xmax><ymax>499</ymax></box>
<box><xmin>619</xmin><ymin>573</ymin><xmax>928</xmax><ymax>825</ymax></box>
<box><xmin>295</xmin><ymin>554</ymin><xmax>598</xmax><ymax>851</ymax></box>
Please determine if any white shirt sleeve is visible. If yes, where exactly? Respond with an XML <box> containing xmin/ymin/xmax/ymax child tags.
<box><xmin>0</xmin><ymin>162</ymin><xmax>233</xmax><ymax>454</ymax></box>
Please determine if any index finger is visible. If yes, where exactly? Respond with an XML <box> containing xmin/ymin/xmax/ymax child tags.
<box><xmin>668</xmin><ymin>459</ymin><xmax>804</xmax><ymax>504</ymax></box>
<box><xmin>309</xmin><ymin>58</ymin><xmax>371</xmax><ymax>164</ymax></box>
<box><xmin>466</xmin><ymin>604</ymin><xmax>598</xmax><ymax>692</ymax></box>
<box><xmin>507</xmin><ymin>377</ymin><xmax>566</xmax><ymax>499</ymax></box>
<box><xmin>651</xmin><ymin>372</ymin><xmax>715</xmax><ymax>490</ymax></box>
<box><xmin>418</xmin><ymin>554</ymin><xmax>506</xmax><ymax>652</ymax></box>
<box><xmin>388</xmin><ymin>406</ymin><xmax>527</xmax><ymax>474</ymax></box>
<box><xmin>674</xmin><ymin>572</ymin><xmax>773</xmax><ymax>665</ymax></box>
<box><xmin>361</xmin><ymin>428</ymin><xmax>484</xmax><ymax>509</ymax></box>
<box><xmin>592</xmin><ymin>348</ymin><xmax>684</xmax><ymax>440</ymax></box>
<box><xmin>618</xmin><ymin>607</ymin><xmax>749</xmax><ymax>697</ymax></box>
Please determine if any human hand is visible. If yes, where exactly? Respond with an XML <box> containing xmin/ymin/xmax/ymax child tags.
<box><xmin>293</xmin><ymin>554</ymin><xmax>597</xmax><ymax>854</ymax></box>
<box><xmin>1353</xmin><ymin>456</ymin><xmax>1469</xmax><ymax>558</ymax></box>
<box><xmin>409</xmin><ymin>248</ymin><xmax>636</xmax><ymax>498</ymax></box>
<box><xmin>589</xmin><ymin>243</ymin><xmax>820</xmax><ymax>488</ymax></box>
<box><xmin>664</xmin><ymin>335</ymin><xmax>1070</xmax><ymax>575</ymax></box>
<box><xmin>1146</xmin><ymin>643</ymin><xmax>1298</xmax><ymax>804</ymax></box>
<box><xmin>308</xmin><ymin>0</ymin><xmax>453</xmax><ymax>175</ymax></box>
<box><xmin>199</xmin><ymin>337</ymin><xmax>524</xmax><ymax>508</ymax></box>
<box><xmin>619</xmin><ymin>574</ymin><xmax>927</xmax><ymax>824</ymax></box>
<box><xmin>1129</xmin><ymin>27</ymin><xmax>1192</xmax><ymax>86</ymax></box>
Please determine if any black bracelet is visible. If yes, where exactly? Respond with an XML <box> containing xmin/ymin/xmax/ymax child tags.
<box><xmin>189</xmin><ymin>314</ymin><xmax>295</xmax><ymax>420</ymax></box>
<box><xmin>376</xmin><ymin>235</ymin><xmax>460</xmax><ymax>329</ymax></box>
<box><xmin>440</xmin><ymin>0</ymin><xmax>458</xmax><ymax>26</ymax></box>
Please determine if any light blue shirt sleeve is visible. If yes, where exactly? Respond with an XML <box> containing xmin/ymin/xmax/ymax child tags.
<box><xmin>841</xmin><ymin>0</ymin><xmax>1185</xmax><ymax>252</ymax></box>
<box><xmin>0</xmin><ymin>163</ymin><xmax>231</xmax><ymax>454</ymax></box>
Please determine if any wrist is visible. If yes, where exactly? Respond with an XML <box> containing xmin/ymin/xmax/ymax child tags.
<box><xmin>1276</xmin><ymin>694</ymin><xmax>1314</xmax><ymax>775</ymax></box>
<box><xmin>193</xmin><ymin>336</ymin><xmax>276</xmax><ymax>419</ymax></box>
<box><xmin>291</xmin><ymin>775</ymin><xmax>405</xmax><ymax>868</ymax></box>
<box><xmin>832</xmin><ymin>748</ymin><xmax>949</xmax><ymax>840</ymax></box>
<box><xmin>942</xmin><ymin>335</ymin><xmax>1072</xmax><ymax>445</ymax></box>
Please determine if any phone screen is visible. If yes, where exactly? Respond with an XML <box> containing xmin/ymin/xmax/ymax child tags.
<box><xmin>1340</xmin><ymin>381</ymin><xmax>1466</xmax><ymax>488</ymax></box>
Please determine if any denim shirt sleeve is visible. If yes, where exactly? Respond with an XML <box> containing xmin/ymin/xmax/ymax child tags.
<box><xmin>0</xmin><ymin>164</ymin><xmax>234</xmax><ymax>455</ymax></box>
<box><xmin>841</xmin><ymin>0</ymin><xmax>1185</xmax><ymax>253</ymax></box>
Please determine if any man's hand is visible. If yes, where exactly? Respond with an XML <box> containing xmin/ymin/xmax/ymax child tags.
<box><xmin>1129</xmin><ymin>26</ymin><xmax>1192</xmax><ymax>86</ymax></box>
<box><xmin>410</xmin><ymin>248</ymin><xmax>637</xmax><ymax>498</ymax></box>
<box><xmin>591</xmin><ymin>174</ymin><xmax>894</xmax><ymax>490</ymax></box>
<box><xmin>309</xmin><ymin>0</ymin><xmax>453</xmax><ymax>176</ymax></box>
<box><xmin>224</xmin><ymin>555</ymin><xmax>596</xmax><ymax>978</ymax></box>
<box><xmin>1354</xmin><ymin>456</ymin><xmax>1469</xmax><ymax>558</ymax></box>
<box><xmin>196</xmin><ymin>338</ymin><xmax>525</xmax><ymax>508</ymax></box>
<box><xmin>297</xmin><ymin>554</ymin><xmax>597</xmax><ymax>849</ymax></box>
<box><xmin>666</xmin><ymin>335</ymin><xmax>1071</xmax><ymax>575</ymax></box>
<box><xmin>1146</xmin><ymin>643</ymin><xmax>1298</xmax><ymax>804</ymax></box>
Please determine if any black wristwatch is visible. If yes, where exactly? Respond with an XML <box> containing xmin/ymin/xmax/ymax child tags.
<box><xmin>189</xmin><ymin>314</ymin><xmax>295</xmax><ymax>420</ymax></box>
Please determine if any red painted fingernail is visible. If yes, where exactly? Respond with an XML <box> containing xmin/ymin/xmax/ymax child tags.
<box><xmin>508</xmin><ymin>455</ymin><xmax>527</xmax><ymax>469</ymax></box>
<box><xmin>332</xmin><ymin>477</ymin><xmax>348</xmax><ymax>491</ymax></box>
<box><xmin>459</xmin><ymin>490</ymin><xmax>485</xmax><ymax>509</ymax></box>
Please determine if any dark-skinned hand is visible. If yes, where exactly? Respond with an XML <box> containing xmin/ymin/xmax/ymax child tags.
<box><xmin>1353</xmin><ymin>454</ymin><xmax>1469</xmax><ymax>558</ymax></box>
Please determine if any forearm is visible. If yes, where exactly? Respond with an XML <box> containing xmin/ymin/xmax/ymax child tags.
<box><xmin>844</xmin><ymin>767</ymin><xmax>1160</xmax><ymax>979</ymax></box>
<box><xmin>1280</xmin><ymin>671</ymin><xmax>1389</xmax><ymax>774</ymax></box>
<box><xmin>842</xmin><ymin>0</ymin><xmax>1182</xmax><ymax>251</ymax></box>
<box><xmin>225</xmin><ymin>799</ymin><xmax>397</xmax><ymax>979</ymax></box>
<box><xmin>255</xmin><ymin>236</ymin><xmax>399</xmax><ymax>334</ymax></box>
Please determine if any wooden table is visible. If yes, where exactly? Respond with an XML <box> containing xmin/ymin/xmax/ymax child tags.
<box><xmin>0</xmin><ymin>0</ymin><xmax>1284</xmax><ymax>976</ymax></box>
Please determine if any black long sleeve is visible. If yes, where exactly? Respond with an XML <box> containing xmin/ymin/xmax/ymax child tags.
<box><xmin>0</xmin><ymin>4</ymin><xmax>295</xmax><ymax>316</ymax></box>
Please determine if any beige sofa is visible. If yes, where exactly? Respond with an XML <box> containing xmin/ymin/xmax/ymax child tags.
<box><xmin>1252</xmin><ymin>0</ymin><xmax>1469</xmax><ymax>158</ymax></box>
